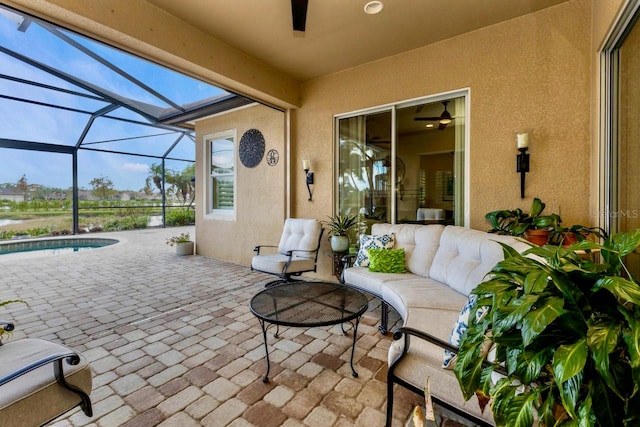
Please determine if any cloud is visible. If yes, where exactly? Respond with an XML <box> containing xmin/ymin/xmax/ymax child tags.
<box><xmin>121</xmin><ymin>162</ymin><xmax>149</xmax><ymax>173</ymax></box>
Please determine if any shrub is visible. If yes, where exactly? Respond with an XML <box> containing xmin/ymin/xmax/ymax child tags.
<box><xmin>166</xmin><ymin>209</ymin><xmax>195</xmax><ymax>226</ymax></box>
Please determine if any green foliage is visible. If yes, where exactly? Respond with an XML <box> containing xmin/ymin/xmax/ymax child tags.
<box><xmin>0</xmin><ymin>299</ymin><xmax>27</xmax><ymax>343</ymax></box>
<box><xmin>485</xmin><ymin>197</ymin><xmax>561</xmax><ymax>237</ymax></box>
<box><xmin>145</xmin><ymin>162</ymin><xmax>195</xmax><ymax>208</ymax></box>
<box><xmin>89</xmin><ymin>176</ymin><xmax>116</xmax><ymax>200</ymax></box>
<box><xmin>454</xmin><ymin>230</ymin><xmax>640</xmax><ymax>426</ymax></box>
<box><xmin>166</xmin><ymin>232</ymin><xmax>191</xmax><ymax>246</ymax></box>
<box><xmin>321</xmin><ymin>214</ymin><xmax>358</xmax><ymax>237</ymax></box>
<box><xmin>166</xmin><ymin>209</ymin><xmax>195</xmax><ymax>226</ymax></box>
<box><xmin>103</xmin><ymin>215</ymin><xmax>149</xmax><ymax>231</ymax></box>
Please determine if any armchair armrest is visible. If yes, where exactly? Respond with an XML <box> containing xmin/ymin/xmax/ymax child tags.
<box><xmin>391</xmin><ymin>326</ymin><xmax>459</xmax><ymax>367</ymax></box>
<box><xmin>253</xmin><ymin>245</ymin><xmax>278</xmax><ymax>255</ymax></box>
<box><xmin>0</xmin><ymin>350</ymin><xmax>81</xmax><ymax>387</ymax></box>
<box><xmin>0</xmin><ymin>320</ymin><xmax>15</xmax><ymax>332</ymax></box>
<box><xmin>340</xmin><ymin>253</ymin><xmax>357</xmax><ymax>267</ymax></box>
<box><xmin>0</xmin><ymin>339</ymin><xmax>93</xmax><ymax>417</ymax></box>
<box><xmin>391</xmin><ymin>326</ymin><xmax>505</xmax><ymax>375</ymax></box>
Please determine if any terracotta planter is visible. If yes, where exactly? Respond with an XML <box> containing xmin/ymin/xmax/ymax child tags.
<box><xmin>561</xmin><ymin>232</ymin><xmax>579</xmax><ymax>247</ymax></box>
<box><xmin>526</xmin><ymin>229</ymin><xmax>550</xmax><ymax>246</ymax></box>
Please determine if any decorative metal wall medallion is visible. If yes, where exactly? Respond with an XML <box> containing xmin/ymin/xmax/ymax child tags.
<box><xmin>266</xmin><ymin>149</ymin><xmax>279</xmax><ymax>166</ymax></box>
<box><xmin>239</xmin><ymin>129</ymin><xmax>265</xmax><ymax>168</ymax></box>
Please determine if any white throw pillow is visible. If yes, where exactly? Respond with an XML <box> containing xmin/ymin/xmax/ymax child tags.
<box><xmin>353</xmin><ymin>234</ymin><xmax>395</xmax><ymax>267</ymax></box>
<box><xmin>443</xmin><ymin>294</ymin><xmax>489</xmax><ymax>369</ymax></box>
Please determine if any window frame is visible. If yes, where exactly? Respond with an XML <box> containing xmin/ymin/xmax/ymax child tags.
<box><xmin>203</xmin><ymin>129</ymin><xmax>237</xmax><ymax>221</ymax></box>
<box><xmin>600</xmin><ymin>0</ymin><xmax>640</xmax><ymax>236</ymax></box>
<box><xmin>333</xmin><ymin>90</ymin><xmax>470</xmax><ymax>226</ymax></box>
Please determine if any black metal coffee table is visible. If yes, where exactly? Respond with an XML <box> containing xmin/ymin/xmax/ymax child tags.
<box><xmin>249</xmin><ymin>281</ymin><xmax>369</xmax><ymax>382</ymax></box>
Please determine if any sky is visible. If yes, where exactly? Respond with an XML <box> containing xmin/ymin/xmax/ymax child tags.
<box><xmin>0</xmin><ymin>6</ymin><xmax>218</xmax><ymax>190</ymax></box>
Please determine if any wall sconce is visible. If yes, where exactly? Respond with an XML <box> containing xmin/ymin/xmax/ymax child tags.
<box><xmin>302</xmin><ymin>159</ymin><xmax>314</xmax><ymax>201</ymax></box>
<box><xmin>516</xmin><ymin>132</ymin><xmax>530</xmax><ymax>199</ymax></box>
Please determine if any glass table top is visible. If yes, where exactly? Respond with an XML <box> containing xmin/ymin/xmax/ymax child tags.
<box><xmin>250</xmin><ymin>282</ymin><xmax>369</xmax><ymax>327</ymax></box>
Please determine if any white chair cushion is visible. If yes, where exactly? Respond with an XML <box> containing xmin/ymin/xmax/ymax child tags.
<box><xmin>277</xmin><ymin>218</ymin><xmax>322</xmax><ymax>258</ymax></box>
<box><xmin>251</xmin><ymin>254</ymin><xmax>316</xmax><ymax>274</ymax></box>
<box><xmin>417</xmin><ymin>208</ymin><xmax>445</xmax><ymax>221</ymax></box>
<box><xmin>0</xmin><ymin>338</ymin><xmax>92</xmax><ymax>427</ymax></box>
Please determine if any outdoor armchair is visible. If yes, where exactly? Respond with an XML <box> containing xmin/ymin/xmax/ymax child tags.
<box><xmin>251</xmin><ymin>218</ymin><xmax>324</xmax><ymax>286</ymax></box>
<box><xmin>0</xmin><ymin>320</ymin><xmax>92</xmax><ymax>427</ymax></box>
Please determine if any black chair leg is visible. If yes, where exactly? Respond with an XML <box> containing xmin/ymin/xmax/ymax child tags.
<box><xmin>386</xmin><ymin>379</ymin><xmax>395</xmax><ymax>427</ymax></box>
<box><xmin>379</xmin><ymin>301</ymin><xmax>389</xmax><ymax>335</ymax></box>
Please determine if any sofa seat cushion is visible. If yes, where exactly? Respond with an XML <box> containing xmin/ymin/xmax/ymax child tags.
<box><xmin>342</xmin><ymin>267</ymin><xmax>407</xmax><ymax>297</ymax></box>
<box><xmin>251</xmin><ymin>254</ymin><xmax>316</xmax><ymax>274</ymax></box>
<box><xmin>389</xmin><ymin>333</ymin><xmax>494</xmax><ymax>426</ymax></box>
<box><xmin>382</xmin><ymin>279</ymin><xmax>468</xmax><ymax>320</ymax></box>
<box><xmin>0</xmin><ymin>338</ymin><xmax>92</xmax><ymax>427</ymax></box>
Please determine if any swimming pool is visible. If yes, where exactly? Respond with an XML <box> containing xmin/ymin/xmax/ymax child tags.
<box><xmin>0</xmin><ymin>237</ymin><xmax>119</xmax><ymax>256</ymax></box>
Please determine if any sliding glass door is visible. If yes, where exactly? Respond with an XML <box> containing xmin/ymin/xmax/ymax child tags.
<box><xmin>605</xmin><ymin>4</ymin><xmax>640</xmax><ymax>278</ymax></box>
<box><xmin>335</xmin><ymin>93</ymin><xmax>467</xmax><ymax>232</ymax></box>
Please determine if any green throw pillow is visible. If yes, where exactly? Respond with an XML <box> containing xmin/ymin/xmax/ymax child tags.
<box><xmin>368</xmin><ymin>248</ymin><xmax>406</xmax><ymax>273</ymax></box>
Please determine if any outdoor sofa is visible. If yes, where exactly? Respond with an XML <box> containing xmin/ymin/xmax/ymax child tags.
<box><xmin>341</xmin><ymin>223</ymin><xmax>528</xmax><ymax>426</ymax></box>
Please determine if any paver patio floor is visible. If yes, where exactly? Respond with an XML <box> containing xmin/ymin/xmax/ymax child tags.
<box><xmin>0</xmin><ymin>226</ymin><xmax>430</xmax><ymax>427</ymax></box>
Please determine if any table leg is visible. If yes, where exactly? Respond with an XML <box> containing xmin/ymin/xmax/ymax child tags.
<box><xmin>349</xmin><ymin>316</ymin><xmax>361</xmax><ymax>378</ymax></box>
<box><xmin>258</xmin><ymin>319</ymin><xmax>271</xmax><ymax>382</ymax></box>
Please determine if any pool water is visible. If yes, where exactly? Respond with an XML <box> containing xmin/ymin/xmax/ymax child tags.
<box><xmin>0</xmin><ymin>238</ymin><xmax>118</xmax><ymax>256</ymax></box>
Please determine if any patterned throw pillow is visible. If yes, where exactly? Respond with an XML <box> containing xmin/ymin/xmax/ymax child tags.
<box><xmin>442</xmin><ymin>294</ymin><xmax>489</xmax><ymax>369</ymax></box>
<box><xmin>353</xmin><ymin>234</ymin><xmax>395</xmax><ymax>267</ymax></box>
<box><xmin>368</xmin><ymin>248</ymin><xmax>406</xmax><ymax>273</ymax></box>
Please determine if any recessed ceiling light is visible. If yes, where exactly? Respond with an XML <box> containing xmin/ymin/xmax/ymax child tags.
<box><xmin>364</xmin><ymin>1</ymin><xmax>384</xmax><ymax>15</ymax></box>
<box><xmin>426</xmin><ymin>123</ymin><xmax>434</xmax><ymax>128</ymax></box>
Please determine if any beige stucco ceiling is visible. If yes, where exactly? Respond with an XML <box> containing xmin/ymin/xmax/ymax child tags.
<box><xmin>146</xmin><ymin>0</ymin><xmax>570</xmax><ymax>82</ymax></box>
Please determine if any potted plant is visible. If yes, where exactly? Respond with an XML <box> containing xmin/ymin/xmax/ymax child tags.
<box><xmin>454</xmin><ymin>229</ymin><xmax>640</xmax><ymax>426</ymax></box>
<box><xmin>321</xmin><ymin>214</ymin><xmax>358</xmax><ymax>252</ymax></box>
<box><xmin>548</xmin><ymin>224</ymin><xmax>607</xmax><ymax>247</ymax></box>
<box><xmin>166</xmin><ymin>232</ymin><xmax>194</xmax><ymax>256</ymax></box>
<box><xmin>485</xmin><ymin>198</ymin><xmax>560</xmax><ymax>245</ymax></box>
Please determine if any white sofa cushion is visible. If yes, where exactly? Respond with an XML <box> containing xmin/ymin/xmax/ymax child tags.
<box><xmin>381</xmin><ymin>277</ymin><xmax>467</xmax><ymax>320</ymax></box>
<box><xmin>371</xmin><ymin>223</ymin><xmax>444</xmax><ymax>277</ymax></box>
<box><xmin>342</xmin><ymin>267</ymin><xmax>406</xmax><ymax>297</ymax></box>
<box><xmin>429</xmin><ymin>226</ymin><xmax>528</xmax><ymax>296</ymax></box>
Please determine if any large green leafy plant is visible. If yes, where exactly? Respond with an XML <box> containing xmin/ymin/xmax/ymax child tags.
<box><xmin>485</xmin><ymin>197</ymin><xmax>561</xmax><ymax>237</ymax></box>
<box><xmin>454</xmin><ymin>230</ymin><xmax>640</xmax><ymax>426</ymax></box>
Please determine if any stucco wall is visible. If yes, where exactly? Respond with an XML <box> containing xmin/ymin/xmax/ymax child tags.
<box><xmin>195</xmin><ymin>104</ymin><xmax>286</xmax><ymax>265</ymax></box>
<box><xmin>3</xmin><ymin>0</ymin><xmax>630</xmax><ymax>282</ymax></box>
<box><xmin>294</xmin><ymin>0</ymin><xmax>593</xmax><ymax>235</ymax></box>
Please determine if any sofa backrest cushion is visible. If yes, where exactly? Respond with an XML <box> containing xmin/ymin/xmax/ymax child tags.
<box><xmin>429</xmin><ymin>226</ymin><xmax>528</xmax><ymax>296</ymax></box>
<box><xmin>371</xmin><ymin>223</ymin><xmax>444</xmax><ymax>277</ymax></box>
